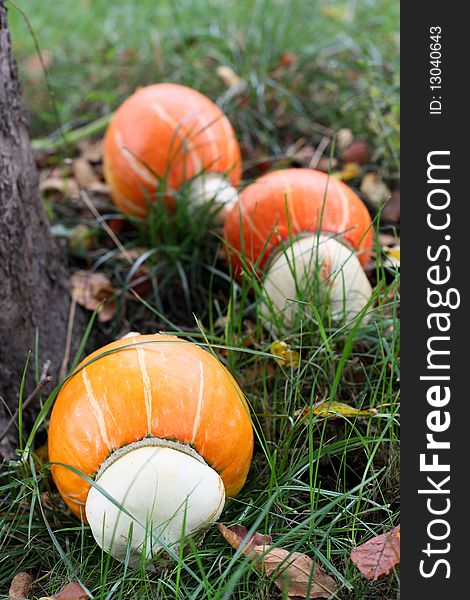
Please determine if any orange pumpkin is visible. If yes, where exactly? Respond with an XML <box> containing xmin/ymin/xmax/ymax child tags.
<box><xmin>103</xmin><ymin>84</ymin><xmax>242</xmax><ymax>217</ymax></box>
<box><xmin>48</xmin><ymin>333</ymin><xmax>253</xmax><ymax>563</ymax></box>
<box><xmin>224</xmin><ymin>168</ymin><xmax>373</xmax><ymax>276</ymax></box>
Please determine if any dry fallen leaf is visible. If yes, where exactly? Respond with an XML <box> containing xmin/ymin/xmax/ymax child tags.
<box><xmin>269</xmin><ymin>341</ymin><xmax>300</xmax><ymax>368</ymax></box>
<box><xmin>78</xmin><ymin>138</ymin><xmax>103</xmax><ymax>163</ymax></box>
<box><xmin>298</xmin><ymin>400</ymin><xmax>377</xmax><ymax>420</ymax></box>
<box><xmin>86</xmin><ymin>181</ymin><xmax>111</xmax><ymax>196</ymax></box>
<box><xmin>218</xmin><ymin>523</ymin><xmax>272</xmax><ymax>552</ymax></box>
<box><xmin>39</xmin><ymin>581</ymin><xmax>89</xmax><ymax>600</ymax></box>
<box><xmin>360</xmin><ymin>173</ymin><xmax>391</xmax><ymax>209</ymax></box>
<box><xmin>315</xmin><ymin>157</ymin><xmax>338</xmax><ymax>172</ymax></box>
<box><xmin>342</xmin><ymin>140</ymin><xmax>373</xmax><ymax>165</ymax></box>
<box><xmin>285</xmin><ymin>139</ymin><xmax>316</xmax><ymax>167</ymax></box>
<box><xmin>113</xmin><ymin>247</ymin><xmax>149</xmax><ymax>261</ymax></box>
<box><xmin>377</xmin><ymin>233</ymin><xmax>398</xmax><ymax>249</ymax></box>
<box><xmin>333</xmin><ymin>162</ymin><xmax>362</xmax><ymax>181</ymax></box>
<box><xmin>381</xmin><ymin>188</ymin><xmax>400</xmax><ymax>224</ymax></box>
<box><xmin>336</xmin><ymin>128</ymin><xmax>353</xmax><ymax>153</ymax></box>
<box><xmin>40</xmin><ymin>177</ymin><xmax>80</xmax><ymax>200</ymax></box>
<box><xmin>278</xmin><ymin>52</ymin><xmax>298</xmax><ymax>69</ymax></box>
<box><xmin>70</xmin><ymin>270</ymin><xmax>116</xmax><ymax>322</ymax></box>
<box><xmin>72</xmin><ymin>157</ymin><xmax>99</xmax><ymax>187</ymax></box>
<box><xmin>216</xmin><ymin>65</ymin><xmax>245</xmax><ymax>91</ymax></box>
<box><xmin>350</xmin><ymin>525</ymin><xmax>400</xmax><ymax>580</ymax></box>
<box><xmin>218</xmin><ymin>524</ymin><xmax>337</xmax><ymax>599</ymax></box>
<box><xmin>9</xmin><ymin>572</ymin><xmax>33</xmax><ymax>600</ymax></box>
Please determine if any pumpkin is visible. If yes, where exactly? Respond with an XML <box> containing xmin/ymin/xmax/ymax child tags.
<box><xmin>103</xmin><ymin>83</ymin><xmax>242</xmax><ymax>218</ymax></box>
<box><xmin>48</xmin><ymin>333</ymin><xmax>253</xmax><ymax>565</ymax></box>
<box><xmin>223</xmin><ymin>169</ymin><xmax>374</xmax><ymax>326</ymax></box>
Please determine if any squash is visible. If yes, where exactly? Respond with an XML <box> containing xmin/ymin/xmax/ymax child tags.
<box><xmin>48</xmin><ymin>333</ymin><xmax>253</xmax><ymax>565</ymax></box>
<box><xmin>103</xmin><ymin>84</ymin><xmax>242</xmax><ymax>218</ymax></box>
<box><xmin>223</xmin><ymin>169</ymin><xmax>374</xmax><ymax>326</ymax></box>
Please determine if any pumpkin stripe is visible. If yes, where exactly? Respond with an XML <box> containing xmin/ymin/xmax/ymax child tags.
<box><xmin>82</xmin><ymin>368</ymin><xmax>111</xmax><ymax>450</ymax></box>
<box><xmin>136</xmin><ymin>345</ymin><xmax>153</xmax><ymax>433</ymax></box>
<box><xmin>220</xmin><ymin>112</ymin><xmax>237</xmax><ymax>169</ymax></box>
<box><xmin>280</xmin><ymin>171</ymin><xmax>300</xmax><ymax>231</ymax></box>
<box><xmin>116</xmin><ymin>131</ymin><xmax>158</xmax><ymax>188</ymax></box>
<box><xmin>193</xmin><ymin>110</ymin><xmax>219</xmax><ymax>164</ymax></box>
<box><xmin>150</xmin><ymin>103</ymin><xmax>202</xmax><ymax>174</ymax></box>
<box><xmin>191</xmin><ymin>361</ymin><xmax>205</xmax><ymax>443</ymax></box>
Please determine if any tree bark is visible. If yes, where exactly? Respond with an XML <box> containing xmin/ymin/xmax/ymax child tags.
<box><xmin>0</xmin><ymin>2</ymin><xmax>84</xmax><ymax>458</ymax></box>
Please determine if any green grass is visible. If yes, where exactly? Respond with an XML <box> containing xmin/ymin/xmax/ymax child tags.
<box><xmin>1</xmin><ymin>0</ymin><xmax>399</xmax><ymax>598</ymax></box>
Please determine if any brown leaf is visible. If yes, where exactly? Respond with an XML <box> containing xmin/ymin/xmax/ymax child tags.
<box><xmin>360</xmin><ymin>173</ymin><xmax>391</xmax><ymax>209</ymax></box>
<box><xmin>342</xmin><ymin>140</ymin><xmax>373</xmax><ymax>165</ymax></box>
<box><xmin>381</xmin><ymin>188</ymin><xmax>400</xmax><ymax>224</ymax></box>
<box><xmin>350</xmin><ymin>525</ymin><xmax>400</xmax><ymax>580</ymax></box>
<box><xmin>262</xmin><ymin>547</ymin><xmax>338</xmax><ymax>599</ymax></box>
<box><xmin>114</xmin><ymin>247</ymin><xmax>149</xmax><ymax>261</ymax></box>
<box><xmin>217</xmin><ymin>523</ymin><xmax>272</xmax><ymax>552</ymax></box>
<box><xmin>278</xmin><ymin>52</ymin><xmax>298</xmax><ymax>68</ymax></box>
<box><xmin>78</xmin><ymin>139</ymin><xmax>103</xmax><ymax>163</ymax></box>
<box><xmin>9</xmin><ymin>572</ymin><xmax>33</xmax><ymax>600</ymax></box>
<box><xmin>72</xmin><ymin>157</ymin><xmax>99</xmax><ymax>187</ymax></box>
<box><xmin>378</xmin><ymin>233</ymin><xmax>398</xmax><ymax>249</ymax></box>
<box><xmin>39</xmin><ymin>581</ymin><xmax>90</xmax><ymax>600</ymax></box>
<box><xmin>217</xmin><ymin>524</ymin><xmax>337</xmax><ymax>598</ymax></box>
<box><xmin>70</xmin><ymin>270</ymin><xmax>116</xmax><ymax>322</ymax></box>
<box><xmin>39</xmin><ymin>177</ymin><xmax>80</xmax><ymax>200</ymax></box>
<box><xmin>87</xmin><ymin>181</ymin><xmax>111</xmax><ymax>196</ymax></box>
<box><xmin>53</xmin><ymin>582</ymin><xmax>89</xmax><ymax>600</ymax></box>
<box><xmin>315</xmin><ymin>157</ymin><xmax>338</xmax><ymax>172</ymax></box>
<box><xmin>285</xmin><ymin>139</ymin><xmax>315</xmax><ymax>167</ymax></box>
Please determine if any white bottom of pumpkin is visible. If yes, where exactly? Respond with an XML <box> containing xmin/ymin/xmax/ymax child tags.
<box><xmin>85</xmin><ymin>438</ymin><xmax>225</xmax><ymax>567</ymax></box>
<box><xmin>190</xmin><ymin>173</ymin><xmax>238</xmax><ymax>223</ymax></box>
<box><xmin>261</xmin><ymin>233</ymin><xmax>372</xmax><ymax>329</ymax></box>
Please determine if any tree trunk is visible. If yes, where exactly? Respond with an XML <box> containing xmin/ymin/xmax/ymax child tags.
<box><xmin>0</xmin><ymin>2</ymin><xmax>84</xmax><ymax>458</ymax></box>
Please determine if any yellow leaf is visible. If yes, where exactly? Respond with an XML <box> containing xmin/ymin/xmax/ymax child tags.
<box><xmin>332</xmin><ymin>162</ymin><xmax>362</xmax><ymax>181</ymax></box>
<box><xmin>35</xmin><ymin>443</ymin><xmax>49</xmax><ymax>464</ymax></box>
<box><xmin>269</xmin><ymin>341</ymin><xmax>300</xmax><ymax>368</ymax></box>
<box><xmin>320</xmin><ymin>5</ymin><xmax>347</xmax><ymax>20</ymax></box>
<box><xmin>216</xmin><ymin>66</ymin><xmax>245</xmax><ymax>90</ymax></box>
<box><xmin>306</xmin><ymin>400</ymin><xmax>377</xmax><ymax>419</ymax></box>
<box><xmin>383</xmin><ymin>245</ymin><xmax>400</xmax><ymax>268</ymax></box>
